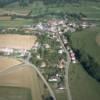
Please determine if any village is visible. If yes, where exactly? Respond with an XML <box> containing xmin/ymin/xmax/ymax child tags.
<box><xmin>0</xmin><ymin>18</ymin><xmax>90</xmax><ymax>92</ymax></box>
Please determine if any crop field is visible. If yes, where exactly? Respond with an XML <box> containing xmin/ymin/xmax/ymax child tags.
<box><xmin>0</xmin><ymin>57</ymin><xmax>21</xmax><ymax>71</ymax></box>
<box><xmin>69</xmin><ymin>63</ymin><xmax>100</xmax><ymax>100</ymax></box>
<box><xmin>0</xmin><ymin>34</ymin><xmax>37</xmax><ymax>50</ymax></box>
<box><xmin>0</xmin><ymin>16</ymin><xmax>11</xmax><ymax>21</ymax></box>
<box><xmin>0</xmin><ymin>19</ymin><xmax>33</xmax><ymax>27</ymax></box>
<box><xmin>0</xmin><ymin>57</ymin><xmax>45</xmax><ymax>100</ymax></box>
<box><xmin>0</xmin><ymin>86</ymin><xmax>32</xmax><ymax>100</ymax></box>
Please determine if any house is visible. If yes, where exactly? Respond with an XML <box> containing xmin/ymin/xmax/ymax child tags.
<box><xmin>69</xmin><ymin>49</ymin><xmax>77</xmax><ymax>63</ymax></box>
<box><xmin>48</xmin><ymin>76</ymin><xmax>58</xmax><ymax>82</ymax></box>
<box><xmin>59</xmin><ymin>59</ymin><xmax>65</xmax><ymax>69</ymax></box>
<box><xmin>64</xmin><ymin>27</ymin><xmax>70</xmax><ymax>33</ymax></box>
<box><xmin>58</xmin><ymin>83</ymin><xmax>65</xmax><ymax>90</ymax></box>
<box><xmin>81</xmin><ymin>22</ymin><xmax>89</xmax><ymax>29</ymax></box>
<box><xmin>58</xmin><ymin>49</ymin><xmax>64</xmax><ymax>54</ymax></box>
<box><xmin>69</xmin><ymin>27</ymin><xmax>76</xmax><ymax>32</ymax></box>
<box><xmin>67</xmin><ymin>46</ymin><xmax>71</xmax><ymax>51</ymax></box>
<box><xmin>48</xmin><ymin>20</ymin><xmax>58</xmax><ymax>26</ymax></box>
<box><xmin>0</xmin><ymin>34</ymin><xmax>37</xmax><ymax>56</ymax></box>
<box><xmin>58</xmin><ymin>20</ymin><xmax>65</xmax><ymax>25</ymax></box>
<box><xmin>36</xmin><ymin>22</ymin><xmax>44</xmax><ymax>30</ymax></box>
<box><xmin>49</xmin><ymin>26</ymin><xmax>57</xmax><ymax>32</ymax></box>
<box><xmin>72</xmin><ymin>60</ymin><xmax>77</xmax><ymax>64</ymax></box>
<box><xmin>44</xmin><ymin>44</ymin><xmax>50</xmax><ymax>49</ymax></box>
<box><xmin>0</xmin><ymin>48</ymin><xmax>13</xmax><ymax>55</ymax></box>
<box><xmin>40</xmin><ymin>62</ymin><xmax>46</xmax><ymax>68</ymax></box>
<box><xmin>36</xmin><ymin>54</ymin><xmax>41</xmax><ymax>60</ymax></box>
<box><xmin>7</xmin><ymin>28</ymin><xmax>18</xmax><ymax>31</ymax></box>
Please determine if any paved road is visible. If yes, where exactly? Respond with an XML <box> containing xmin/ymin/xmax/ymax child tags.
<box><xmin>0</xmin><ymin>57</ymin><xmax>56</xmax><ymax>100</ymax></box>
<box><xmin>30</xmin><ymin>29</ymin><xmax>72</xmax><ymax>100</ymax></box>
<box><xmin>19</xmin><ymin>58</ymin><xmax>57</xmax><ymax>100</ymax></box>
<box><xmin>55</xmin><ymin>31</ymin><xmax>72</xmax><ymax>100</ymax></box>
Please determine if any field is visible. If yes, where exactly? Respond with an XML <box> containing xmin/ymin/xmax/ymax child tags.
<box><xmin>0</xmin><ymin>57</ymin><xmax>21</xmax><ymax>71</ymax></box>
<box><xmin>0</xmin><ymin>16</ymin><xmax>11</xmax><ymax>21</ymax></box>
<box><xmin>0</xmin><ymin>1</ymin><xmax>100</xmax><ymax>27</ymax></box>
<box><xmin>69</xmin><ymin>63</ymin><xmax>100</xmax><ymax>100</ymax></box>
<box><xmin>69</xmin><ymin>27</ymin><xmax>100</xmax><ymax>99</ymax></box>
<box><xmin>70</xmin><ymin>27</ymin><xmax>100</xmax><ymax>65</ymax></box>
<box><xmin>0</xmin><ymin>34</ymin><xmax>37</xmax><ymax>50</ymax></box>
<box><xmin>0</xmin><ymin>19</ymin><xmax>33</xmax><ymax>27</ymax></box>
<box><xmin>2</xmin><ymin>1</ymin><xmax>100</xmax><ymax>19</ymax></box>
<box><xmin>96</xmin><ymin>34</ymin><xmax>100</xmax><ymax>46</ymax></box>
<box><xmin>0</xmin><ymin>86</ymin><xmax>32</xmax><ymax>100</ymax></box>
<box><xmin>0</xmin><ymin>57</ymin><xmax>45</xmax><ymax>100</ymax></box>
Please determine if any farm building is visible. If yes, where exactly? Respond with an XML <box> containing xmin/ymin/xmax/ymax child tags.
<box><xmin>0</xmin><ymin>34</ymin><xmax>37</xmax><ymax>55</ymax></box>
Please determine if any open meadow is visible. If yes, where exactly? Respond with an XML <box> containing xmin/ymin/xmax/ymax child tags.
<box><xmin>70</xmin><ymin>27</ymin><xmax>100</xmax><ymax>65</ymax></box>
<box><xmin>69</xmin><ymin>63</ymin><xmax>100</xmax><ymax>100</ymax></box>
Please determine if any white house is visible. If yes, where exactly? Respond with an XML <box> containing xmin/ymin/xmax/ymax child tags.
<box><xmin>48</xmin><ymin>76</ymin><xmax>58</xmax><ymax>82</ymax></box>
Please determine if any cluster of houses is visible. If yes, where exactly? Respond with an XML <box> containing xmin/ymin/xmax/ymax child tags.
<box><xmin>0</xmin><ymin>18</ymin><xmax>89</xmax><ymax>35</ymax></box>
<box><xmin>0</xmin><ymin>34</ymin><xmax>37</xmax><ymax>57</ymax></box>
<box><xmin>0</xmin><ymin>47</ymin><xmax>28</xmax><ymax>57</ymax></box>
<box><xmin>0</xmin><ymin>18</ymin><xmax>93</xmax><ymax>93</ymax></box>
<box><xmin>61</xmin><ymin>35</ymin><xmax>77</xmax><ymax>64</ymax></box>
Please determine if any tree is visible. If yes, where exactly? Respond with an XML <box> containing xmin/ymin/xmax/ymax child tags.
<box><xmin>45</xmin><ymin>96</ymin><xmax>54</xmax><ymax>100</ymax></box>
<box><xmin>19</xmin><ymin>0</ymin><xmax>29</xmax><ymax>7</ymax></box>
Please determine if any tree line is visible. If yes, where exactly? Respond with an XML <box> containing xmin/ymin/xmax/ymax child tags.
<box><xmin>64</xmin><ymin>32</ymin><xmax>100</xmax><ymax>82</ymax></box>
<box><xmin>0</xmin><ymin>0</ymin><xmax>99</xmax><ymax>7</ymax></box>
<box><xmin>74</xmin><ymin>49</ymin><xmax>100</xmax><ymax>81</ymax></box>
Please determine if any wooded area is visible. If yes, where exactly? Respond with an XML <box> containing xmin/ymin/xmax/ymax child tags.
<box><xmin>0</xmin><ymin>0</ymin><xmax>100</xmax><ymax>7</ymax></box>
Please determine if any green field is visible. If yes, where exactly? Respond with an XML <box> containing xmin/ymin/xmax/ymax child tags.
<box><xmin>0</xmin><ymin>86</ymin><xmax>32</xmax><ymax>100</ymax></box>
<box><xmin>4</xmin><ymin>1</ymin><xmax>100</xmax><ymax>19</ymax></box>
<box><xmin>0</xmin><ymin>1</ymin><xmax>100</xmax><ymax>27</ymax></box>
<box><xmin>70</xmin><ymin>27</ymin><xmax>100</xmax><ymax>65</ymax></box>
<box><xmin>0</xmin><ymin>19</ymin><xmax>33</xmax><ymax>27</ymax></box>
<box><xmin>69</xmin><ymin>63</ymin><xmax>100</xmax><ymax>100</ymax></box>
<box><xmin>55</xmin><ymin>91</ymin><xmax>68</xmax><ymax>100</ymax></box>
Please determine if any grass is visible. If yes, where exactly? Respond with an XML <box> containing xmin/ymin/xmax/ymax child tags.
<box><xmin>0</xmin><ymin>19</ymin><xmax>33</xmax><ymax>27</ymax></box>
<box><xmin>0</xmin><ymin>86</ymin><xmax>32</xmax><ymax>100</ymax></box>
<box><xmin>69</xmin><ymin>63</ymin><xmax>100</xmax><ymax>100</ymax></box>
<box><xmin>70</xmin><ymin>27</ymin><xmax>100</xmax><ymax>65</ymax></box>
<box><xmin>49</xmin><ymin>83</ymin><xmax>68</xmax><ymax>100</ymax></box>
<box><xmin>71</xmin><ymin>27</ymin><xmax>100</xmax><ymax>64</ymax></box>
<box><xmin>1</xmin><ymin>1</ymin><xmax>100</xmax><ymax>17</ymax></box>
<box><xmin>0</xmin><ymin>1</ymin><xmax>100</xmax><ymax>27</ymax></box>
<box><xmin>55</xmin><ymin>91</ymin><xmax>68</xmax><ymax>100</ymax></box>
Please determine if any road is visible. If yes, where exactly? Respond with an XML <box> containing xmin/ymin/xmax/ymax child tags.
<box><xmin>18</xmin><ymin>58</ymin><xmax>56</xmax><ymax>100</ymax></box>
<box><xmin>31</xmin><ymin>28</ymin><xmax>72</xmax><ymax>100</ymax></box>
<box><xmin>0</xmin><ymin>56</ymin><xmax>56</xmax><ymax>100</ymax></box>
<box><xmin>55</xmin><ymin>31</ymin><xmax>72</xmax><ymax>100</ymax></box>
